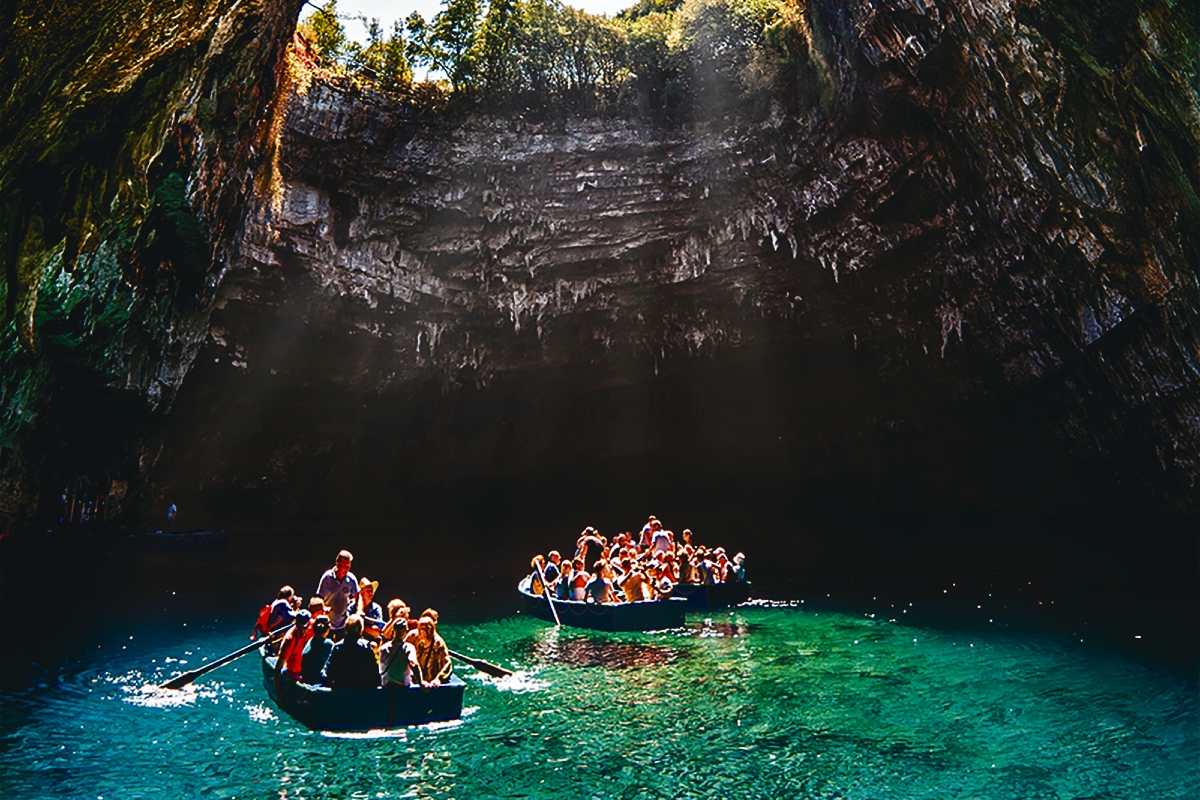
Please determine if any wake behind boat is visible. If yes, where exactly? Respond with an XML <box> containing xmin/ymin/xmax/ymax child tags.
<box><xmin>518</xmin><ymin>576</ymin><xmax>686</xmax><ymax>631</ymax></box>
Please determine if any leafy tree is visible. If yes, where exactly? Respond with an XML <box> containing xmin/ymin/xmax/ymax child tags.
<box><xmin>429</xmin><ymin>0</ymin><xmax>481</xmax><ymax>91</ymax></box>
<box><xmin>478</xmin><ymin>0</ymin><xmax>522</xmax><ymax>100</ymax></box>
<box><xmin>622</xmin><ymin>10</ymin><xmax>678</xmax><ymax>113</ymax></box>
<box><xmin>360</xmin><ymin>19</ymin><xmax>413</xmax><ymax>94</ymax></box>
<box><xmin>304</xmin><ymin>0</ymin><xmax>349</xmax><ymax>68</ymax></box>
<box><xmin>405</xmin><ymin>12</ymin><xmax>432</xmax><ymax>70</ymax></box>
<box><xmin>516</xmin><ymin>0</ymin><xmax>569</xmax><ymax>102</ymax></box>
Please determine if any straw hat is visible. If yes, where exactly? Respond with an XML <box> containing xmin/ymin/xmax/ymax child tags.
<box><xmin>358</xmin><ymin>577</ymin><xmax>379</xmax><ymax>594</ymax></box>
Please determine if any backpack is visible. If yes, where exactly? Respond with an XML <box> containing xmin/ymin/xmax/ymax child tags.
<box><xmin>252</xmin><ymin>603</ymin><xmax>272</xmax><ymax>639</ymax></box>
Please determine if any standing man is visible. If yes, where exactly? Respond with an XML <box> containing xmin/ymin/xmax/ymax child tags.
<box><xmin>316</xmin><ymin>550</ymin><xmax>358</xmax><ymax>640</ymax></box>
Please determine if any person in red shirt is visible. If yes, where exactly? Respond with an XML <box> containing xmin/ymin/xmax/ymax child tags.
<box><xmin>274</xmin><ymin>609</ymin><xmax>312</xmax><ymax>690</ymax></box>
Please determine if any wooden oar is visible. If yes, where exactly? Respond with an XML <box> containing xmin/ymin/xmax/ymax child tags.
<box><xmin>160</xmin><ymin>623</ymin><xmax>290</xmax><ymax>690</ymax></box>
<box><xmin>534</xmin><ymin>562</ymin><xmax>561</xmax><ymax>626</ymax></box>
<box><xmin>447</xmin><ymin>649</ymin><xmax>514</xmax><ymax>679</ymax></box>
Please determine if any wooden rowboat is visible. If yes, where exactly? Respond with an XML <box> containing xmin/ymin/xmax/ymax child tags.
<box><xmin>670</xmin><ymin>581</ymin><xmax>752</xmax><ymax>609</ymax></box>
<box><xmin>261</xmin><ymin>650</ymin><xmax>465</xmax><ymax>732</ymax></box>
<box><xmin>518</xmin><ymin>577</ymin><xmax>687</xmax><ymax>632</ymax></box>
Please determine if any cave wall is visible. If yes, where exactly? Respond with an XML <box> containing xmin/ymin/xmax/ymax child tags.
<box><xmin>1</xmin><ymin>0</ymin><xmax>1197</xmax><ymax>531</ymax></box>
<box><xmin>0</xmin><ymin>0</ymin><xmax>302</xmax><ymax>522</ymax></box>
<box><xmin>157</xmin><ymin>0</ymin><xmax>1198</xmax><ymax>525</ymax></box>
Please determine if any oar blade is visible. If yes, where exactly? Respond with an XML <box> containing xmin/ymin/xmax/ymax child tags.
<box><xmin>160</xmin><ymin>671</ymin><xmax>200</xmax><ymax>691</ymax></box>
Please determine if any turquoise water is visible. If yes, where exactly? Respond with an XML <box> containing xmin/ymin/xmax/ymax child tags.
<box><xmin>1</xmin><ymin>600</ymin><xmax>1195</xmax><ymax>800</ymax></box>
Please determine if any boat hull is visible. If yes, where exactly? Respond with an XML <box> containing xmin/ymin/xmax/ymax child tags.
<box><xmin>261</xmin><ymin>651</ymin><xmax>465</xmax><ymax>732</ymax></box>
<box><xmin>670</xmin><ymin>581</ymin><xmax>752</xmax><ymax>609</ymax></box>
<box><xmin>519</xmin><ymin>580</ymin><xmax>687</xmax><ymax>631</ymax></box>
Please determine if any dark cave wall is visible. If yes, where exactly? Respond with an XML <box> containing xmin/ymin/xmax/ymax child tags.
<box><xmin>146</xmin><ymin>0</ymin><xmax>1198</xmax><ymax>526</ymax></box>
<box><xmin>0</xmin><ymin>0</ymin><xmax>303</xmax><ymax>523</ymax></box>
<box><xmin>1</xmin><ymin>0</ymin><xmax>1197</xmax><ymax>531</ymax></box>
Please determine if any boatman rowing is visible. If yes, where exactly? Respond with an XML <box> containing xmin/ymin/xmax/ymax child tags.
<box><xmin>317</xmin><ymin>550</ymin><xmax>358</xmax><ymax>640</ymax></box>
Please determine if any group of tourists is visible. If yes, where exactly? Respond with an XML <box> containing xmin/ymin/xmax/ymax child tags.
<box><xmin>257</xmin><ymin>550</ymin><xmax>453</xmax><ymax>692</ymax></box>
<box><xmin>528</xmin><ymin>516</ymin><xmax>746</xmax><ymax>604</ymax></box>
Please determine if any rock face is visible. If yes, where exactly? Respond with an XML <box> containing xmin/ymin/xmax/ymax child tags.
<box><xmin>1</xmin><ymin>0</ymin><xmax>1197</xmax><ymax>529</ymax></box>
<box><xmin>0</xmin><ymin>0</ymin><xmax>302</xmax><ymax>521</ymax></box>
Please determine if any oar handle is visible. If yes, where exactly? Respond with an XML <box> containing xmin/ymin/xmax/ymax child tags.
<box><xmin>161</xmin><ymin>623</ymin><xmax>291</xmax><ymax>690</ymax></box>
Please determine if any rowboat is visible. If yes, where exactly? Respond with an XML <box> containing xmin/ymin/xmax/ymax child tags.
<box><xmin>670</xmin><ymin>581</ymin><xmax>752</xmax><ymax>609</ymax></box>
<box><xmin>518</xmin><ymin>576</ymin><xmax>687</xmax><ymax>631</ymax></box>
<box><xmin>260</xmin><ymin>650</ymin><xmax>466</xmax><ymax>732</ymax></box>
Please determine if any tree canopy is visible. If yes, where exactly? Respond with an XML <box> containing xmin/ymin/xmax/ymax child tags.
<box><xmin>297</xmin><ymin>0</ymin><xmax>812</xmax><ymax>119</ymax></box>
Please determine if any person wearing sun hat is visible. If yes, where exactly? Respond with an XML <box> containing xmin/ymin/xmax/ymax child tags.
<box><xmin>357</xmin><ymin>576</ymin><xmax>384</xmax><ymax>640</ymax></box>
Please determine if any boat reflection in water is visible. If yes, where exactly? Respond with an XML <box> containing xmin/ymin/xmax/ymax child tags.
<box><xmin>530</xmin><ymin>632</ymin><xmax>687</xmax><ymax>669</ymax></box>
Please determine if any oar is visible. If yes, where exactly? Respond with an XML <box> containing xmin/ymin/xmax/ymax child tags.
<box><xmin>534</xmin><ymin>562</ymin><xmax>561</xmax><ymax>626</ymax></box>
<box><xmin>447</xmin><ymin>649</ymin><xmax>514</xmax><ymax>679</ymax></box>
<box><xmin>160</xmin><ymin>623</ymin><xmax>290</xmax><ymax>690</ymax></box>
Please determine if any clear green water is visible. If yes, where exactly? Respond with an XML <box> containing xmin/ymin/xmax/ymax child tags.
<box><xmin>1</xmin><ymin>601</ymin><xmax>1195</xmax><ymax>800</ymax></box>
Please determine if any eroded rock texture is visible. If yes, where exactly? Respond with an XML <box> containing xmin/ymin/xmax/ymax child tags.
<box><xmin>0</xmin><ymin>0</ymin><xmax>302</xmax><ymax>520</ymax></box>
<box><xmin>2</xmin><ymin>0</ymin><xmax>1197</xmax><ymax>529</ymax></box>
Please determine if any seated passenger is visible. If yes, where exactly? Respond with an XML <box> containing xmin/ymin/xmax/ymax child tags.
<box><xmin>261</xmin><ymin>586</ymin><xmax>299</xmax><ymax>652</ymax></box>
<box><xmin>323</xmin><ymin>615</ymin><xmax>380</xmax><ymax>689</ymax></box>
<box><xmin>653</xmin><ymin>567</ymin><xmax>674</xmax><ymax>599</ymax></box>
<box><xmin>618</xmin><ymin>564</ymin><xmax>650</xmax><ymax>602</ymax></box>
<box><xmin>381</xmin><ymin>598</ymin><xmax>412</xmax><ymax>640</ymax></box>
<box><xmin>274</xmin><ymin>609</ymin><xmax>313</xmax><ymax>686</ymax></box>
<box><xmin>543</xmin><ymin>551</ymin><xmax>561</xmax><ymax>585</ymax></box>
<box><xmin>267</xmin><ymin>586</ymin><xmax>300</xmax><ymax>630</ymax></box>
<box><xmin>413</xmin><ymin>613</ymin><xmax>453</xmax><ymax>688</ymax></box>
<box><xmin>729</xmin><ymin>552</ymin><xmax>747</xmax><ymax>582</ymax></box>
<box><xmin>585</xmin><ymin>559</ymin><xmax>616</xmax><ymax>604</ymax></box>
<box><xmin>379</xmin><ymin>605</ymin><xmax>420</xmax><ymax>687</ymax></box>
<box><xmin>357</xmin><ymin>578</ymin><xmax>384</xmax><ymax>639</ymax></box>
<box><xmin>571</xmin><ymin>559</ymin><xmax>589</xmax><ymax>601</ymax></box>
<box><xmin>555</xmin><ymin>560</ymin><xmax>574</xmax><ymax>601</ymax></box>
<box><xmin>529</xmin><ymin>555</ymin><xmax>547</xmax><ymax>595</ymax></box>
<box><xmin>301</xmin><ymin>617</ymin><xmax>334</xmax><ymax>685</ymax></box>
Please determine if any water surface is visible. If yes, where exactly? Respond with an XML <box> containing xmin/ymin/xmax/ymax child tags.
<box><xmin>1</xmin><ymin>595</ymin><xmax>1195</xmax><ymax>799</ymax></box>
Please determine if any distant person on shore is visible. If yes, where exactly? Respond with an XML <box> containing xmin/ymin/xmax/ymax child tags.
<box><xmin>167</xmin><ymin>502</ymin><xmax>177</xmax><ymax>522</ymax></box>
<box><xmin>301</xmin><ymin>617</ymin><xmax>334</xmax><ymax>684</ymax></box>
<box><xmin>323</xmin><ymin>615</ymin><xmax>379</xmax><ymax>689</ymax></box>
<box><xmin>316</xmin><ymin>550</ymin><xmax>358</xmax><ymax>639</ymax></box>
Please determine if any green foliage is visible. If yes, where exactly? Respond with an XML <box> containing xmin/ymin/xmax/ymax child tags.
<box><xmin>430</xmin><ymin>0</ymin><xmax>481</xmax><ymax>91</ymax></box>
<box><xmin>305</xmin><ymin>0</ymin><xmax>349</xmax><ymax>68</ymax></box>
<box><xmin>300</xmin><ymin>2</ymin><xmax>411</xmax><ymax>96</ymax></box>
<box><xmin>299</xmin><ymin>0</ymin><xmax>810</xmax><ymax>118</ymax></box>
<box><xmin>478</xmin><ymin>0</ymin><xmax>523</xmax><ymax>98</ymax></box>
